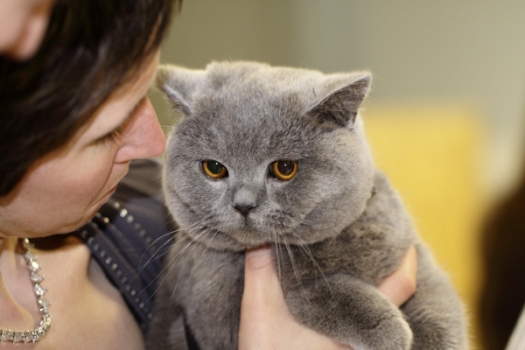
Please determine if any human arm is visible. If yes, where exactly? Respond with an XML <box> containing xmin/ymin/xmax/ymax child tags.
<box><xmin>239</xmin><ymin>245</ymin><xmax>417</xmax><ymax>350</ymax></box>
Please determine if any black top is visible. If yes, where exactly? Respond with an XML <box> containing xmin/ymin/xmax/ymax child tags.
<box><xmin>74</xmin><ymin>159</ymin><xmax>175</xmax><ymax>335</ymax></box>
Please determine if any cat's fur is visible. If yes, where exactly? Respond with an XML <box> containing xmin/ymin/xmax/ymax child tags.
<box><xmin>147</xmin><ymin>61</ymin><xmax>468</xmax><ymax>350</ymax></box>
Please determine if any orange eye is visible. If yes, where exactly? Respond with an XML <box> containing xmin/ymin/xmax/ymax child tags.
<box><xmin>271</xmin><ymin>160</ymin><xmax>298</xmax><ymax>181</ymax></box>
<box><xmin>202</xmin><ymin>160</ymin><xmax>228</xmax><ymax>179</ymax></box>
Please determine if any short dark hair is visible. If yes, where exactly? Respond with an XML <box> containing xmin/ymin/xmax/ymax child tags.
<box><xmin>0</xmin><ymin>0</ymin><xmax>182</xmax><ymax>195</ymax></box>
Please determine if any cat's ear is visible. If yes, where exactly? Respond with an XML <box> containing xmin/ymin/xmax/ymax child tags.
<box><xmin>306</xmin><ymin>73</ymin><xmax>371</xmax><ymax>128</ymax></box>
<box><xmin>155</xmin><ymin>64</ymin><xmax>205</xmax><ymax>116</ymax></box>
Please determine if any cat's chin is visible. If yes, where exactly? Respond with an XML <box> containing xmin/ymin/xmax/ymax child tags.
<box><xmin>222</xmin><ymin>229</ymin><xmax>278</xmax><ymax>251</ymax></box>
<box><xmin>188</xmin><ymin>226</ymin><xmax>304</xmax><ymax>252</ymax></box>
<box><xmin>190</xmin><ymin>226</ymin><xmax>341</xmax><ymax>253</ymax></box>
<box><xmin>184</xmin><ymin>228</ymin><xmax>271</xmax><ymax>252</ymax></box>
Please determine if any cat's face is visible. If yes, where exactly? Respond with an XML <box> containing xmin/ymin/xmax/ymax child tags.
<box><xmin>160</xmin><ymin>62</ymin><xmax>375</xmax><ymax>251</ymax></box>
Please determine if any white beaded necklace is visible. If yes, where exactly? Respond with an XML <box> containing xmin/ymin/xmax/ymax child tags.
<box><xmin>0</xmin><ymin>238</ymin><xmax>52</xmax><ymax>343</ymax></box>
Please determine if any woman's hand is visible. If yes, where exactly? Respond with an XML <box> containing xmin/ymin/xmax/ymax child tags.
<box><xmin>377</xmin><ymin>245</ymin><xmax>418</xmax><ymax>307</ymax></box>
<box><xmin>239</xmin><ymin>245</ymin><xmax>418</xmax><ymax>350</ymax></box>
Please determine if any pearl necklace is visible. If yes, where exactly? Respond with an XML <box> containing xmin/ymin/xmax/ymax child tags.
<box><xmin>0</xmin><ymin>238</ymin><xmax>52</xmax><ymax>343</ymax></box>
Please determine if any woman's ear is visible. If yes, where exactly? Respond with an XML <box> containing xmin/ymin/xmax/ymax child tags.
<box><xmin>1</xmin><ymin>0</ymin><xmax>55</xmax><ymax>60</ymax></box>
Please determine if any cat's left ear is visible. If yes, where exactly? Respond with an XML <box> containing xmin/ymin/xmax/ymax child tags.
<box><xmin>155</xmin><ymin>64</ymin><xmax>205</xmax><ymax>117</ymax></box>
<box><xmin>306</xmin><ymin>73</ymin><xmax>371</xmax><ymax>128</ymax></box>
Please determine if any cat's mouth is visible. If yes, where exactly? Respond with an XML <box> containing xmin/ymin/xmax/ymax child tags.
<box><xmin>223</xmin><ymin>214</ymin><xmax>309</xmax><ymax>246</ymax></box>
<box><xmin>182</xmin><ymin>214</ymin><xmax>318</xmax><ymax>252</ymax></box>
<box><xmin>173</xmin><ymin>196</ymin><xmax>314</xmax><ymax>249</ymax></box>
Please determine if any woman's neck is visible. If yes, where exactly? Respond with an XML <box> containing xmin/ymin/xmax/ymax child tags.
<box><xmin>0</xmin><ymin>235</ymin><xmax>17</xmax><ymax>248</ymax></box>
<box><xmin>0</xmin><ymin>236</ymin><xmax>40</xmax><ymax>331</ymax></box>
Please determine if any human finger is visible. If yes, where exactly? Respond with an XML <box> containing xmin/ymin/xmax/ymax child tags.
<box><xmin>377</xmin><ymin>245</ymin><xmax>418</xmax><ymax>307</ymax></box>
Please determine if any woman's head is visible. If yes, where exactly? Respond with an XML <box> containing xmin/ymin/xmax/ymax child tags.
<box><xmin>0</xmin><ymin>54</ymin><xmax>165</xmax><ymax>237</ymax></box>
<box><xmin>0</xmin><ymin>0</ymin><xmax>181</xmax><ymax>196</ymax></box>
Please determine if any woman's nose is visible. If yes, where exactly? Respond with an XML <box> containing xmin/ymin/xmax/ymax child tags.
<box><xmin>114</xmin><ymin>98</ymin><xmax>166</xmax><ymax>163</ymax></box>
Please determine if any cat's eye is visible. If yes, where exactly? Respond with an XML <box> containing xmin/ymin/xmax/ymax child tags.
<box><xmin>202</xmin><ymin>160</ymin><xmax>228</xmax><ymax>179</ymax></box>
<box><xmin>270</xmin><ymin>160</ymin><xmax>298</xmax><ymax>181</ymax></box>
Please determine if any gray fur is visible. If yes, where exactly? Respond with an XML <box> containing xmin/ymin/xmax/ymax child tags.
<box><xmin>147</xmin><ymin>61</ymin><xmax>468</xmax><ymax>350</ymax></box>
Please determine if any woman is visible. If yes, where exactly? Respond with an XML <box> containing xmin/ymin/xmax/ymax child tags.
<box><xmin>0</xmin><ymin>1</ymin><xmax>416</xmax><ymax>349</ymax></box>
<box><xmin>0</xmin><ymin>1</ymin><xmax>179</xmax><ymax>348</ymax></box>
<box><xmin>479</xmin><ymin>153</ymin><xmax>525</xmax><ymax>350</ymax></box>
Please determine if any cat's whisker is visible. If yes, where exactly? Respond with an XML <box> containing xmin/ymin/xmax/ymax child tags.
<box><xmin>137</xmin><ymin>232</ymin><xmax>177</xmax><ymax>275</ymax></box>
<box><xmin>278</xmin><ymin>242</ymin><xmax>285</xmax><ymax>284</ymax></box>
<box><xmin>184</xmin><ymin>215</ymin><xmax>218</xmax><ymax>238</ymax></box>
<box><xmin>168</xmin><ymin>227</ymin><xmax>212</xmax><ymax>304</ymax></box>
<box><xmin>167</xmin><ymin>248</ymin><xmax>195</xmax><ymax>309</ymax></box>
<box><xmin>180</xmin><ymin>219</ymin><xmax>208</xmax><ymax>236</ymax></box>
<box><xmin>185</xmin><ymin>229</ymin><xmax>220</xmax><ymax>285</ymax></box>
<box><xmin>272</xmin><ymin>230</ymin><xmax>282</xmax><ymax>281</ymax></box>
<box><xmin>152</xmin><ymin>227</ymin><xmax>180</xmax><ymax>242</ymax></box>
<box><xmin>142</xmin><ymin>235</ymin><xmax>195</xmax><ymax>311</ymax></box>
<box><xmin>150</xmin><ymin>229</ymin><xmax>193</xmax><ymax>261</ymax></box>
<box><xmin>283</xmin><ymin>241</ymin><xmax>304</xmax><ymax>294</ymax></box>
<box><xmin>142</xmin><ymin>226</ymin><xmax>200</xmax><ymax>267</ymax></box>
<box><xmin>140</xmin><ymin>249</ymin><xmax>181</xmax><ymax>306</ymax></box>
<box><xmin>282</xmin><ymin>240</ymin><xmax>313</xmax><ymax>306</ymax></box>
<box><xmin>148</xmin><ymin>213</ymin><xmax>223</xmax><ymax>317</ymax></box>
<box><xmin>290</xmin><ymin>231</ymin><xmax>316</xmax><ymax>271</ymax></box>
<box><xmin>269</xmin><ymin>209</ymin><xmax>313</xmax><ymax>233</ymax></box>
<box><xmin>289</xmin><ymin>214</ymin><xmax>312</xmax><ymax>228</ymax></box>
<box><xmin>142</xmin><ymin>222</ymin><xmax>209</xmax><ymax>306</ymax></box>
<box><xmin>290</xmin><ymin>230</ymin><xmax>331</xmax><ymax>292</ymax></box>
<box><xmin>158</xmin><ymin>222</ymin><xmax>209</xmax><ymax>276</ymax></box>
<box><xmin>133</xmin><ymin>241</ymin><xmax>176</xmax><ymax>289</ymax></box>
<box><xmin>145</xmin><ymin>234</ymin><xmax>188</xmax><ymax>266</ymax></box>
<box><xmin>130</xmin><ymin>229</ymin><xmax>189</xmax><ymax>287</ymax></box>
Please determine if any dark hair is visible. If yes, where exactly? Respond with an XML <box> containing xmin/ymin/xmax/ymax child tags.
<box><xmin>478</xmin><ymin>164</ymin><xmax>525</xmax><ymax>350</ymax></box>
<box><xmin>0</xmin><ymin>0</ymin><xmax>182</xmax><ymax>195</ymax></box>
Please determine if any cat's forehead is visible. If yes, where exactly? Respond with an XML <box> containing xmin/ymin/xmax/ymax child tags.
<box><xmin>187</xmin><ymin>65</ymin><xmax>318</xmax><ymax>132</ymax></box>
<box><xmin>177</xmin><ymin>93</ymin><xmax>318</xmax><ymax>166</ymax></box>
<box><xmin>198</xmin><ymin>62</ymin><xmax>328</xmax><ymax>107</ymax></box>
<box><xmin>184</xmin><ymin>104</ymin><xmax>313</xmax><ymax>159</ymax></box>
<box><xmin>189</xmin><ymin>70</ymin><xmax>305</xmax><ymax>134</ymax></box>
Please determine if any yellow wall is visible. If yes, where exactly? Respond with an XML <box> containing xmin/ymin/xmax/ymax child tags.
<box><xmin>363</xmin><ymin>104</ymin><xmax>486</xmax><ymax>348</ymax></box>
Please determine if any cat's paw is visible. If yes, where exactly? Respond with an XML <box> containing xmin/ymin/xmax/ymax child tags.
<box><xmin>351</xmin><ymin>315</ymin><xmax>413</xmax><ymax>350</ymax></box>
<box><xmin>389</xmin><ymin>317</ymin><xmax>413</xmax><ymax>350</ymax></box>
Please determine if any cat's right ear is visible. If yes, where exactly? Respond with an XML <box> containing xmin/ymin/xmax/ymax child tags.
<box><xmin>305</xmin><ymin>72</ymin><xmax>371</xmax><ymax>129</ymax></box>
<box><xmin>155</xmin><ymin>65</ymin><xmax>205</xmax><ymax>117</ymax></box>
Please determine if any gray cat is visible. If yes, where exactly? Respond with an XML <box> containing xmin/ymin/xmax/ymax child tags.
<box><xmin>147</xmin><ymin>61</ymin><xmax>468</xmax><ymax>350</ymax></box>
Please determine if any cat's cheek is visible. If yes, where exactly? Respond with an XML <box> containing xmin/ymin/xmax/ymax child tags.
<box><xmin>266</xmin><ymin>180</ymin><xmax>293</xmax><ymax>203</ymax></box>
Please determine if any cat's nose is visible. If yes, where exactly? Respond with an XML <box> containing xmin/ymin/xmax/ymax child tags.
<box><xmin>233</xmin><ymin>204</ymin><xmax>255</xmax><ymax>217</ymax></box>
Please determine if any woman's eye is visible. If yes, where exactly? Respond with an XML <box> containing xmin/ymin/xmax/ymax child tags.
<box><xmin>92</xmin><ymin>125</ymin><xmax>124</xmax><ymax>146</ymax></box>
<box><xmin>102</xmin><ymin>127</ymin><xmax>124</xmax><ymax>144</ymax></box>
<box><xmin>202</xmin><ymin>160</ymin><xmax>228</xmax><ymax>179</ymax></box>
<box><xmin>270</xmin><ymin>160</ymin><xmax>298</xmax><ymax>181</ymax></box>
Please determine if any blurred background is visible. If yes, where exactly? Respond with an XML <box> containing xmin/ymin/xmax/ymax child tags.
<box><xmin>151</xmin><ymin>1</ymin><xmax>525</xmax><ymax>348</ymax></box>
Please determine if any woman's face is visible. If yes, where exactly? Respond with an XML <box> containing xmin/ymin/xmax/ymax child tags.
<box><xmin>0</xmin><ymin>54</ymin><xmax>165</xmax><ymax>238</ymax></box>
